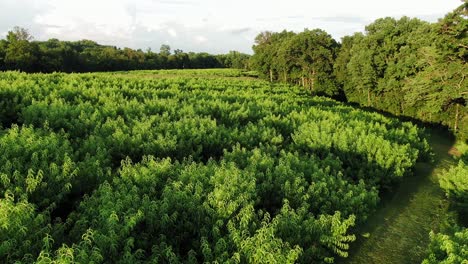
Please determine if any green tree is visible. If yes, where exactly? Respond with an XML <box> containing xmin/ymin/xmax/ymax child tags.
<box><xmin>423</xmin><ymin>228</ymin><xmax>468</xmax><ymax>264</ymax></box>
<box><xmin>288</xmin><ymin>29</ymin><xmax>339</xmax><ymax>95</ymax></box>
<box><xmin>4</xmin><ymin>26</ymin><xmax>38</xmax><ymax>72</ymax></box>
<box><xmin>346</xmin><ymin>35</ymin><xmax>377</xmax><ymax>106</ymax></box>
<box><xmin>160</xmin><ymin>44</ymin><xmax>171</xmax><ymax>57</ymax></box>
<box><xmin>36</xmin><ymin>39</ymin><xmax>66</xmax><ymax>72</ymax></box>
<box><xmin>334</xmin><ymin>35</ymin><xmax>358</xmax><ymax>91</ymax></box>
<box><xmin>404</xmin><ymin>3</ymin><xmax>467</xmax><ymax>134</ymax></box>
<box><xmin>218</xmin><ymin>51</ymin><xmax>251</xmax><ymax>69</ymax></box>
<box><xmin>440</xmin><ymin>159</ymin><xmax>468</xmax><ymax>212</ymax></box>
<box><xmin>345</xmin><ymin>17</ymin><xmax>430</xmax><ymax>109</ymax></box>
<box><xmin>251</xmin><ymin>31</ymin><xmax>277</xmax><ymax>81</ymax></box>
<box><xmin>0</xmin><ymin>39</ymin><xmax>7</xmax><ymax>70</ymax></box>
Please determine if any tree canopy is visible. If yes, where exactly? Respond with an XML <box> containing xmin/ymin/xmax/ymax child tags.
<box><xmin>251</xmin><ymin>29</ymin><xmax>339</xmax><ymax>96</ymax></box>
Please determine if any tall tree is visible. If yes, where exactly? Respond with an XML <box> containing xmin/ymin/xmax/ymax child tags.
<box><xmin>334</xmin><ymin>35</ymin><xmax>358</xmax><ymax>90</ymax></box>
<box><xmin>346</xmin><ymin>34</ymin><xmax>377</xmax><ymax>106</ymax></box>
<box><xmin>289</xmin><ymin>29</ymin><xmax>339</xmax><ymax>96</ymax></box>
<box><xmin>345</xmin><ymin>17</ymin><xmax>430</xmax><ymax>109</ymax></box>
<box><xmin>218</xmin><ymin>51</ymin><xmax>251</xmax><ymax>69</ymax></box>
<box><xmin>159</xmin><ymin>44</ymin><xmax>171</xmax><ymax>57</ymax></box>
<box><xmin>4</xmin><ymin>27</ymin><xmax>38</xmax><ymax>72</ymax></box>
<box><xmin>0</xmin><ymin>39</ymin><xmax>7</xmax><ymax>70</ymax></box>
<box><xmin>36</xmin><ymin>39</ymin><xmax>65</xmax><ymax>72</ymax></box>
<box><xmin>251</xmin><ymin>31</ymin><xmax>277</xmax><ymax>81</ymax></box>
<box><xmin>251</xmin><ymin>28</ymin><xmax>338</xmax><ymax>95</ymax></box>
<box><xmin>404</xmin><ymin>3</ymin><xmax>467</xmax><ymax>135</ymax></box>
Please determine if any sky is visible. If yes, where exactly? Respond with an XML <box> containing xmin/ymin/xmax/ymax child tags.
<box><xmin>0</xmin><ymin>0</ymin><xmax>462</xmax><ymax>54</ymax></box>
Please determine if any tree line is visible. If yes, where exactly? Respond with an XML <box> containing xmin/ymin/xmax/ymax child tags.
<box><xmin>251</xmin><ymin>2</ymin><xmax>467</xmax><ymax>141</ymax></box>
<box><xmin>0</xmin><ymin>27</ymin><xmax>251</xmax><ymax>73</ymax></box>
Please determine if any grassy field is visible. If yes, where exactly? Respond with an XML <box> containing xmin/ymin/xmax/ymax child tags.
<box><xmin>341</xmin><ymin>129</ymin><xmax>457</xmax><ymax>264</ymax></box>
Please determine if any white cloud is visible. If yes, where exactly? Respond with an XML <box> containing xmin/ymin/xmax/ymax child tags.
<box><xmin>195</xmin><ymin>35</ymin><xmax>207</xmax><ymax>43</ymax></box>
<box><xmin>0</xmin><ymin>0</ymin><xmax>462</xmax><ymax>53</ymax></box>
<box><xmin>167</xmin><ymin>28</ymin><xmax>177</xmax><ymax>37</ymax></box>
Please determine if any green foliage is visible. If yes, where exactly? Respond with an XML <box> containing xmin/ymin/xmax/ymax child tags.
<box><xmin>0</xmin><ymin>194</ymin><xmax>49</xmax><ymax>263</ymax></box>
<box><xmin>440</xmin><ymin>160</ymin><xmax>468</xmax><ymax>212</ymax></box>
<box><xmin>251</xmin><ymin>29</ymin><xmax>339</xmax><ymax>96</ymax></box>
<box><xmin>36</xmin><ymin>229</ymin><xmax>104</xmax><ymax>264</ymax></box>
<box><xmin>0</xmin><ymin>125</ymin><xmax>77</xmax><ymax>209</ymax></box>
<box><xmin>343</xmin><ymin>17</ymin><xmax>432</xmax><ymax>111</ymax></box>
<box><xmin>217</xmin><ymin>51</ymin><xmax>251</xmax><ymax>69</ymax></box>
<box><xmin>4</xmin><ymin>27</ymin><xmax>37</xmax><ymax>72</ymax></box>
<box><xmin>331</xmin><ymin>3</ymin><xmax>467</xmax><ymax>140</ymax></box>
<box><xmin>424</xmin><ymin>134</ymin><xmax>468</xmax><ymax>264</ymax></box>
<box><xmin>405</xmin><ymin>3</ymin><xmax>467</xmax><ymax>138</ymax></box>
<box><xmin>235</xmin><ymin>214</ymin><xmax>303</xmax><ymax>264</ymax></box>
<box><xmin>0</xmin><ymin>69</ymin><xmax>430</xmax><ymax>263</ymax></box>
<box><xmin>422</xmin><ymin>228</ymin><xmax>468</xmax><ymax>264</ymax></box>
<box><xmin>0</xmin><ymin>27</ymin><xmax>250</xmax><ymax>73</ymax></box>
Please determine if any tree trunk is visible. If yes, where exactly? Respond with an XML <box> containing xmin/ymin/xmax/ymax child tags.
<box><xmin>310</xmin><ymin>78</ymin><xmax>314</xmax><ymax>93</ymax></box>
<box><xmin>269</xmin><ymin>69</ymin><xmax>273</xmax><ymax>82</ymax></box>
<box><xmin>454</xmin><ymin>103</ymin><xmax>460</xmax><ymax>133</ymax></box>
<box><xmin>367</xmin><ymin>89</ymin><xmax>371</xmax><ymax>107</ymax></box>
<box><xmin>310</xmin><ymin>69</ymin><xmax>316</xmax><ymax>93</ymax></box>
<box><xmin>301</xmin><ymin>76</ymin><xmax>305</xmax><ymax>87</ymax></box>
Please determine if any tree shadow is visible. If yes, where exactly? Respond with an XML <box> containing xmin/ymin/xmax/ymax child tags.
<box><xmin>339</xmin><ymin>128</ymin><xmax>456</xmax><ymax>264</ymax></box>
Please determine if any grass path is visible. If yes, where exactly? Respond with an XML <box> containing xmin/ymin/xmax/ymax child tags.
<box><xmin>340</xmin><ymin>129</ymin><xmax>457</xmax><ymax>264</ymax></box>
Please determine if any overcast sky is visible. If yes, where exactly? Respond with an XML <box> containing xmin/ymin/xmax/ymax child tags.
<box><xmin>0</xmin><ymin>0</ymin><xmax>462</xmax><ymax>54</ymax></box>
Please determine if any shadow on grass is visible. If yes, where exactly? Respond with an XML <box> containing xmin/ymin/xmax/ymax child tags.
<box><xmin>339</xmin><ymin>128</ymin><xmax>457</xmax><ymax>264</ymax></box>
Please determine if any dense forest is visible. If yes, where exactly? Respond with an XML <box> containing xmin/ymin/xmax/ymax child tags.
<box><xmin>251</xmin><ymin>2</ymin><xmax>467</xmax><ymax>141</ymax></box>
<box><xmin>0</xmin><ymin>29</ymin><xmax>250</xmax><ymax>72</ymax></box>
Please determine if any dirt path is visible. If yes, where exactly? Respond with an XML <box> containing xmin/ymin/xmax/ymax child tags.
<box><xmin>340</xmin><ymin>129</ymin><xmax>457</xmax><ymax>264</ymax></box>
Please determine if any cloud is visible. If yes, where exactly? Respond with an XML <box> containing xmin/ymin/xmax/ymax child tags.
<box><xmin>255</xmin><ymin>17</ymin><xmax>283</xmax><ymax>22</ymax></box>
<box><xmin>39</xmin><ymin>24</ymin><xmax>62</xmax><ymax>28</ymax></box>
<box><xmin>167</xmin><ymin>28</ymin><xmax>177</xmax><ymax>37</ymax></box>
<box><xmin>416</xmin><ymin>13</ymin><xmax>449</xmax><ymax>22</ymax></box>
<box><xmin>0</xmin><ymin>0</ymin><xmax>462</xmax><ymax>54</ymax></box>
<box><xmin>156</xmin><ymin>0</ymin><xmax>196</xmax><ymax>6</ymax></box>
<box><xmin>0</xmin><ymin>0</ymin><xmax>51</xmax><ymax>38</ymax></box>
<box><xmin>287</xmin><ymin>16</ymin><xmax>304</xmax><ymax>19</ymax></box>
<box><xmin>229</xmin><ymin>27</ymin><xmax>252</xmax><ymax>35</ymax></box>
<box><xmin>194</xmin><ymin>35</ymin><xmax>207</xmax><ymax>43</ymax></box>
<box><xmin>130</xmin><ymin>23</ymin><xmax>255</xmax><ymax>54</ymax></box>
<box><xmin>312</xmin><ymin>16</ymin><xmax>370</xmax><ymax>24</ymax></box>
